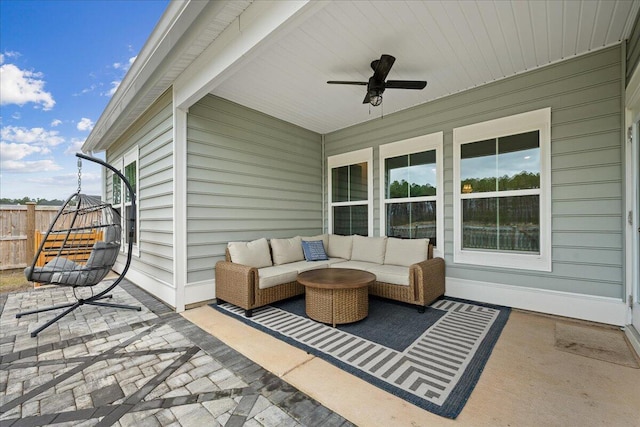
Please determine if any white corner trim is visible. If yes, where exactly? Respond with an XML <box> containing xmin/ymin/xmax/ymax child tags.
<box><xmin>624</xmin><ymin>326</ymin><xmax>640</xmax><ymax>359</ymax></box>
<box><xmin>185</xmin><ymin>279</ymin><xmax>216</xmax><ymax>306</ymax></box>
<box><xmin>173</xmin><ymin>105</ymin><xmax>188</xmax><ymax>313</ymax></box>
<box><xmin>446</xmin><ymin>277</ymin><xmax>627</xmax><ymax>326</ymax></box>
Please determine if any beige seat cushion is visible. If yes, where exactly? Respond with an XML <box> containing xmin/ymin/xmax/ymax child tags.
<box><xmin>257</xmin><ymin>265</ymin><xmax>299</xmax><ymax>289</ymax></box>
<box><xmin>384</xmin><ymin>237</ymin><xmax>430</xmax><ymax>267</ymax></box>
<box><xmin>327</xmin><ymin>234</ymin><xmax>353</xmax><ymax>259</ymax></box>
<box><xmin>368</xmin><ymin>264</ymin><xmax>410</xmax><ymax>286</ymax></box>
<box><xmin>286</xmin><ymin>260</ymin><xmax>330</xmax><ymax>273</ymax></box>
<box><xmin>330</xmin><ymin>260</ymin><xmax>380</xmax><ymax>272</ymax></box>
<box><xmin>228</xmin><ymin>238</ymin><xmax>272</xmax><ymax>268</ymax></box>
<box><xmin>270</xmin><ymin>236</ymin><xmax>304</xmax><ymax>265</ymax></box>
<box><xmin>351</xmin><ymin>235</ymin><xmax>387</xmax><ymax>264</ymax></box>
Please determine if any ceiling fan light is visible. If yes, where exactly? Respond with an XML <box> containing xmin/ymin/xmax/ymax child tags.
<box><xmin>370</xmin><ymin>94</ymin><xmax>382</xmax><ymax>106</ymax></box>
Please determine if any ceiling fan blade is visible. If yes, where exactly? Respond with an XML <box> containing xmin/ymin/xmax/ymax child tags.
<box><xmin>372</xmin><ymin>54</ymin><xmax>395</xmax><ymax>83</ymax></box>
<box><xmin>385</xmin><ymin>80</ymin><xmax>427</xmax><ymax>89</ymax></box>
<box><xmin>363</xmin><ymin>92</ymin><xmax>371</xmax><ymax>104</ymax></box>
<box><xmin>327</xmin><ymin>81</ymin><xmax>368</xmax><ymax>85</ymax></box>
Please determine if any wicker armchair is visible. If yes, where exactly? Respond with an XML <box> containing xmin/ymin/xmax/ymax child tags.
<box><xmin>369</xmin><ymin>254</ymin><xmax>445</xmax><ymax>311</ymax></box>
<box><xmin>215</xmin><ymin>249</ymin><xmax>304</xmax><ymax>317</ymax></box>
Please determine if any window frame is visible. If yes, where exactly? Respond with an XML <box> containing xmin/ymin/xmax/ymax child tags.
<box><xmin>453</xmin><ymin>108</ymin><xmax>551</xmax><ymax>271</ymax></box>
<box><xmin>327</xmin><ymin>148</ymin><xmax>374</xmax><ymax>236</ymax></box>
<box><xmin>112</xmin><ymin>146</ymin><xmax>140</xmax><ymax>257</ymax></box>
<box><xmin>379</xmin><ymin>132</ymin><xmax>444</xmax><ymax>258</ymax></box>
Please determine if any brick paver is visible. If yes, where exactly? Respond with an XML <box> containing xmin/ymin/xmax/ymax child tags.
<box><xmin>0</xmin><ymin>280</ymin><xmax>353</xmax><ymax>426</ymax></box>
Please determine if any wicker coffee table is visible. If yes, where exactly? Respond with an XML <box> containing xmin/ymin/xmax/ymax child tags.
<box><xmin>297</xmin><ymin>268</ymin><xmax>375</xmax><ymax>327</ymax></box>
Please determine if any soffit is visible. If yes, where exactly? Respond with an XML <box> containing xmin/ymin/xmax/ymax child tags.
<box><xmin>211</xmin><ymin>0</ymin><xmax>639</xmax><ymax>134</ymax></box>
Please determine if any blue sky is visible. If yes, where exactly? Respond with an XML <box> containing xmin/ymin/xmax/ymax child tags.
<box><xmin>1</xmin><ymin>0</ymin><xmax>168</xmax><ymax>201</ymax></box>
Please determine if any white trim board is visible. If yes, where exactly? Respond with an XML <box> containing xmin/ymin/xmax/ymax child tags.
<box><xmin>624</xmin><ymin>326</ymin><xmax>640</xmax><ymax>359</ymax></box>
<box><xmin>446</xmin><ymin>277</ymin><xmax>627</xmax><ymax>326</ymax></box>
<box><xmin>185</xmin><ymin>279</ymin><xmax>216</xmax><ymax>306</ymax></box>
<box><xmin>113</xmin><ymin>260</ymin><xmax>177</xmax><ymax>309</ymax></box>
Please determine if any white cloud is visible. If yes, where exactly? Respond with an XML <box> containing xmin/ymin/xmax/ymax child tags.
<box><xmin>2</xmin><ymin>51</ymin><xmax>21</xmax><ymax>60</ymax></box>
<box><xmin>113</xmin><ymin>56</ymin><xmax>136</xmax><ymax>71</ymax></box>
<box><xmin>73</xmin><ymin>84</ymin><xmax>98</xmax><ymax>96</ymax></box>
<box><xmin>24</xmin><ymin>171</ymin><xmax>101</xmax><ymax>197</ymax></box>
<box><xmin>1</xmin><ymin>126</ymin><xmax>64</xmax><ymax>147</ymax></box>
<box><xmin>77</xmin><ymin>117</ymin><xmax>94</xmax><ymax>131</ymax></box>
<box><xmin>11</xmin><ymin>112</ymin><xmax>21</xmax><ymax>120</ymax></box>
<box><xmin>0</xmin><ymin>62</ymin><xmax>55</xmax><ymax>110</ymax></box>
<box><xmin>1</xmin><ymin>159</ymin><xmax>62</xmax><ymax>173</ymax></box>
<box><xmin>106</xmin><ymin>80</ymin><xmax>120</xmax><ymax>97</ymax></box>
<box><xmin>0</xmin><ymin>141</ymin><xmax>46</xmax><ymax>160</ymax></box>
<box><xmin>65</xmin><ymin>137</ymin><xmax>85</xmax><ymax>155</ymax></box>
<box><xmin>51</xmin><ymin>119</ymin><xmax>62</xmax><ymax>127</ymax></box>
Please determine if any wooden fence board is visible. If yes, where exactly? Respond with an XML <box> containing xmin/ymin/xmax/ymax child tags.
<box><xmin>0</xmin><ymin>205</ymin><xmax>61</xmax><ymax>270</ymax></box>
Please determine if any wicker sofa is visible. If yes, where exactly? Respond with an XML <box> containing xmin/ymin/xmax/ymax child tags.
<box><xmin>215</xmin><ymin>234</ymin><xmax>445</xmax><ymax>317</ymax></box>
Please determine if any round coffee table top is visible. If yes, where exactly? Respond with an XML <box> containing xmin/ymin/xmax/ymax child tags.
<box><xmin>297</xmin><ymin>268</ymin><xmax>375</xmax><ymax>290</ymax></box>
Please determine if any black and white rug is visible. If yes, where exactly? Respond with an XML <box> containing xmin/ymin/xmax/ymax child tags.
<box><xmin>213</xmin><ymin>296</ymin><xmax>510</xmax><ymax>419</ymax></box>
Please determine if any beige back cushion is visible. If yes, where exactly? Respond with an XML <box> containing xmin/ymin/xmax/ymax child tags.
<box><xmin>327</xmin><ymin>234</ymin><xmax>353</xmax><ymax>259</ymax></box>
<box><xmin>351</xmin><ymin>235</ymin><xmax>387</xmax><ymax>264</ymax></box>
<box><xmin>300</xmin><ymin>234</ymin><xmax>329</xmax><ymax>252</ymax></box>
<box><xmin>384</xmin><ymin>237</ymin><xmax>430</xmax><ymax>267</ymax></box>
<box><xmin>270</xmin><ymin>236</ymin><xmax>304</xmax><ymax>265</ymax></box>
<box><xmin>228</xmin><ymin>238</ymin><xmax>273</xmax><ymax>268</ymax></box>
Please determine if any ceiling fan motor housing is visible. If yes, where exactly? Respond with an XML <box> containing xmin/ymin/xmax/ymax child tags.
<box><xmin>368</xmin><ymin>76</ymin><xmax>385</xmax><ymax>96</ymax></box>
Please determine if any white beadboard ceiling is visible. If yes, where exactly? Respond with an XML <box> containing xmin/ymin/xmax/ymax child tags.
<box><xmin>211</xmin><ymin>0</ymin><xmax>639</xmax><ymax>135</ymax></box>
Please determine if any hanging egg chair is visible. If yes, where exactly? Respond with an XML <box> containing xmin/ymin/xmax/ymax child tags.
<box><xmin>17</xmin><ymin>153</ymin><xmax>141</xmax><ymax>337</ymax></box>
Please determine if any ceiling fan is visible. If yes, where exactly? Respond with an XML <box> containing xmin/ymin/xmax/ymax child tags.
<box><xmin>327</xmin><ymin>54</ymin><xmax>427</xmax><ymax>106</ymax></box>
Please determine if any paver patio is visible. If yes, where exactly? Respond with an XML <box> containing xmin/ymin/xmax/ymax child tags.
<box><xmin>0</xmin><ymin>280</ymin><xmax>352</xmax><ymax>427</ymax></box>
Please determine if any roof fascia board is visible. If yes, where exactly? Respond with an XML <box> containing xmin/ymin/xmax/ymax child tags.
<box><xmin>174</xmin><ymin>0</ymin><xmax>326</xmax><ymax>110</ymax></box>
<box><xmin>83</xmin><ymin>0</ymin><xmax>211</xmax><ymax>152</ymax></box>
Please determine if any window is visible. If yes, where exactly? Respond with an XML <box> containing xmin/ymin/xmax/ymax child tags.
<box><xmin>453</xmin><ymin>108</ymin><xmax>551</xmax><ymax>271</ymax></box>
<box><xmin>328</xmin><ymin>148</ymin><xmax>373</xmax><ymax>235</ymax></box>
<box><xmin>111</xmin><ymin>147</ymin><xmax>139</xmax><ymax>256</ymax></box>
<box><xmin>380</xmin><ymin>132</ymin><xmax>444</xmax><ymax>256</ymax></box>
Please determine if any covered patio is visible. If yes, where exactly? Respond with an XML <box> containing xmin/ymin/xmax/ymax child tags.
<box><xmin>81</xmin><ymin>0</ymin><xmax>640</xmax><ymax>331</ymax></box>
<box><xmin>1</xmin><ymin>282</ymin><xmax>638</xmax><ymax>425</ymax></box>
<box><xmin>67</xmin><ymin>0</ymin><xmax>640</xmax><ymax>424</ymax></box>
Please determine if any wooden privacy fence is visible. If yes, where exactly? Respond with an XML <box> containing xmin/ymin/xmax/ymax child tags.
<box><xmin>0</xmin><ymin>204</ymin><xmax>60</xmax><ymax>270</ymax></box>
<box><xmin>34</xmin><ymin>230</ymin><xmax>103</xmax><ymax>267</ymax></box>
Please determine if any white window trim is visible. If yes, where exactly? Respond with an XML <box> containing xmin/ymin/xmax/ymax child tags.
<box><xmin>379</xmin><ymin>132</ymin><xmax>444</xmax><ymax>258</ymax></box>
<box><xmin>327</xmin><ymin>148</ymin><xmax>374</xmax><ymax>236</ymax></box>
<box><xmin>453</xmin><ymin>108</ymin><xmax>552</xmax><ymax>271</ymax></box>
<box><xmin>113</xmin><ymin>147</ymin><xmax>140</xmax><ymax>257</ymax></box>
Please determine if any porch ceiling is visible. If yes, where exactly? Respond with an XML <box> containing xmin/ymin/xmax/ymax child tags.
<box><xmin>211</xmin><ymin>0</ymin><xmax>639</xmax><ymax>135</ymax></box>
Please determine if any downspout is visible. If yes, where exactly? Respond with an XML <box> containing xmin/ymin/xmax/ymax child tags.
<box><xmin>322</xmin><ymin>134</ymin><xmax>326</xmax><ymax>233</ymax></box>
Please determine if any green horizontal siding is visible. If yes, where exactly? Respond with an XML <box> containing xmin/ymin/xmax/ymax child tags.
<box><xmin>107</xmin><ymin>90</ymin><xmax>174</xmax><ymax>286</ymax></box>
<box><xmin>325</xmin><ymin>45</ymin><xmax>624</xmax><ymax>299</ymax></box>
<box><xmin>186</xmin><ymin>95</ymin><xmax>323</xmax><ymax>283</ymax></box>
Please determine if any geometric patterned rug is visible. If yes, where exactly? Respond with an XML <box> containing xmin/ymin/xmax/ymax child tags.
<box><xmin>213</xmin><ymin>296</ymin><xmax>510</xmax><ymax>419</ymax></box>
